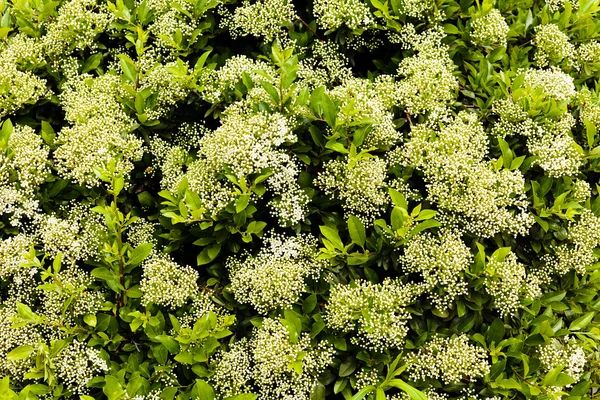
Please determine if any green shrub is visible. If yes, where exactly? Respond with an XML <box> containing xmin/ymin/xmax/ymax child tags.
<box><xmin>0</xmin><ymin>0</ymin><xmax>599</xmax><ymax>399</ymax></box>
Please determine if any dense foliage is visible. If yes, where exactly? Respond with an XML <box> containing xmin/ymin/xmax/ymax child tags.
<box><xmin>1</xmin><ymin>0</ymin><xmax>600</xmax><ymax>398</ymax></box>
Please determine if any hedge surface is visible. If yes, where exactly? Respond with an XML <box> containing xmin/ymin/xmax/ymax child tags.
<box><xmin>0</xmin><ymin>0</ymin><xmax>600</xmax><ymax>399</ymax></box>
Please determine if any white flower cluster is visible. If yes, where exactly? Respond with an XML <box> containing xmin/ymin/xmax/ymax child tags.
<box><xmin>403</xmin><ymin>112</ymin><xmax>533</xmax><ymax>237</ymax></box>
<box><xmin>551</xmin><ymin>210</ymin><xmax>600</xmax><ymax>275</ymax></box>
<box><xmin>227</xmin><ymin>233</ymin><xmax>324</xmax><ymax>313</ymax></box>
<box><xmin>212</xmin><ymin>318</ymin><xmax>334</xmax><ymax>399</ymax></box>
<box><xmin>527</xmin><ymin>115</ymin><xmax>583</xmax><ymax>178</ymax></box>
<box><xmin>328</xmin><ymin>77</ymin><xmax>402</xmax><ymax>149</ymax></box>
<box><xmin>396</xmin><ymin>0</ymin><xmax>434</xmax><ymax>18</ymax></box>
<box><xmin>407</xmin><ymin>335</ymin><xmax>490</xmax><ymax>384</ymax></box>
<box><xmin>146</xmin><ymin>0</ymin><xmax>208</xmax><ymax>51</ymax></box>
<box><xmin>53</xmin><ymin>339</ymin><xmax>108</xmax><ymax>394</ymax></box>
<box><xmin>138</xmin><ymin>61</ymin><xmax>194</xmax><ymax>120</ymax></box>
<box><xmin>0</xmin><ymin>63</ymin><xmax>47</xmax><ymax>118</ymax></box>
<box><xmin>55</xmin><ymin>73</ymin><xmax>143</xmax><ymax>186</ymax></box>
<box><xmin>297</xmin><ymin>41</ymin><xmax>353</xmax><ymax>87</ymax></box>
<box><xmin>316</xmin><ymin>154</ymin><xmax>388</xmax><ymax>221</ymax></box>
<box><xmin>483</xmin><ymin>251</ymin><xmax>527</xmax><ymax>317</ymax></box>
<box><xmin>35</xmin><ymin>204</ymin><xmax>106</xmax><ymax>262</ymax></box>
<box><xmin>577</xmin><ymin>41</ymin><xmax>600</xmax><ymax>67</ymax></box>
<box><xmin>0</xmin><ymin>234</ymin><xmax>34</xmax><ymax>276</ymax></box>
<box><xmin>396</xmin><ymin>27</ymin><xmax>458</xmax><ymax>121</ymax></box>
<box><xmin>539</xmin><ymin>338</ymin><xmax>586</xmax><ymax>383</ymax></box>
<box><xmin>211</xmin><ymin>338</ymin><xmax>254</xmax><ymax>398</ymax></box>
<box><xmin>42</xmin><ymin>0</ymin><xmax>112</xmax><ymax>56</ymax></box>
<box><xmin>0</xmin><ymin>124</ymin><xmax>49</xmax><ymax>224</ymax></box>
<box><xmin>325</xmin><ymin>279</ymin><xmax>420</xmax><ymax>351</ymax></box>
<box><xmin>313</xmin><ymin>0</ymin><xmax>374</xmax><ymax>31</ymax></box>
<box><xmin>178</xmin><ymin>110</ymin><xmax>309</xmax><ymax>223</ymax></box>
<box><xmin>534</xmin><ymin>24</ymin><xmax>575</xmax><ymax>67</ymax></box>
<box><xmin>523</xmin><ymin>67</ymin><xmax>577</xmax><ymax>103</ymax></box>
<box><xmin>492</xmin><ymin>102</ymin><xmax>582</xmax><ymax>178</ymax></box>
<box><xmin>221</xmin><ymin>0</ymin><xmax>296</xmax><ymax>41</ymax></box>
<box><xmin>571</xmin><ymin>179</ymin><xmax>591</xmax><ymax>201</ymax></box>
<box><xmin>402</xmin><ymin>229</ymin><xmax>471</xmax><ymax>309</ymax></box>
<box><xmin>201</xmin><ymin>55</ymin><xmax>277</xmax><ymax>104</ymax></box>
<box><xmin>545</xmin><ymin>0</ymin><xmax>566</xmax><ymax>13</ymax></box>
<box><xmin>578</xmin><ymin>88</ymin><xmax>600</xmax><ymax>128</ymax></box>
<box><xmin>140</xmin><ymin>255</ymin><xmax>199</xmax><ymax>309</ymax></box>
<box><xmin>0</xmin><ymin>34</ymin><xmax>46</xmax><ymax>117</ymax></box>
<box><xmin>471</xmin><ymin>9</ymin><xmax>509</xmax><ymax>48</ymax></box>
<box><xmin>41</xmin><ymin>267</ymin><xmax>105</xmax><ymax>326</ymax></box>
<box><xmin>0</xmin><ymin>304</ymin><xmax>42</xmax><ymax>381</ymax></box>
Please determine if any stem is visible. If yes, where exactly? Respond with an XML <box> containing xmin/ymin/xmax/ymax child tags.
<box><xmin>295</xmin><ymin>16</ymin><xmax>320</xmax><ymax>39</ymax></box>
<box><xmin>113</xmin><ymin>182</ymin><xmax>126</xmax><ymax>310</ymax></box>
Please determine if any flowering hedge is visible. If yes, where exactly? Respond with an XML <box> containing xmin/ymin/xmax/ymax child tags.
<box><xmin>1</xmin><ymin>0</ymin><xmax>600</xmax><ymax>399</ymax></box>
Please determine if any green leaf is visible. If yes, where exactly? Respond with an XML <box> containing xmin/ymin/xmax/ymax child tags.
<box><xmin>569</xmin><ymin>312</ymin><xmax>595</xmax><ymax>331</ymax></box>
<box><xmin>192</xmin><ymin>379</ymin><xmax>215</xmax><ymax>400</ymax></box>
<box><xmin>127</xmin><ymin>243</ymin><xmax>153</xmax><ymax>266</ymax></box>
<box><xmin>103</xmin><ymin>376</ymin><xmax>125</xmax><ymax>400</ymax></box>
<box><xmin>585</xmin><ymin>119</ymin><xmax>597</xmax><ymax>148</ymax></box>
<box><xmin>261</xmin><ymin>81</ymin><xmax>280</xmax><ymax>104</ymax></box>
<box><xmin>388</xmin><ymin>188</ymin><xmax>408</xmax><ymax>209</ymax></box>
<box><xmin>302</xmin><ymin>294</ymin><xmax>318</xmax><ymax>314</ymax></box>
<box><xmin>7</xmin><ymin>345</ymin><xmax>35</xmax><ymax>361</ymax></box>
<box><xmin>339</xmin><ymin>357</ymin><xmax>357</xmax><ymax>377</ymax></box>
<box><xmin>118</xmin><ymin>54</ymin><xmax>137</xmax><ymax>83</ymax></box>
<box><xmin>415</xmin><ymin>209</ymin><xmax>436</xmax><ymax>221</ymax></box>
<box><xmin>0</xmin><ymin>119</ymin><xmax>13</xmax><ymax>148</ymax></box>
<box><xmin>156</xmin><ymin>335</ymin><xmax>179</xmax><ymax>353</ymax></box>
<box><xmin>387</xmin><ymin>379</ymin><xmax>427</xmax><ymax>400</ymax></box>
<box><xmin>351</xmin><ymin>386</ymin><xmax>376</xmax><ymax>400</ymax></box>
<box><xmin>319</xmin><ymin>226</ymin><xmax>344</xmax><ymax>250</ymax></box>
<box><xmin>347</xmin><ymin>215</ymin><xmax>366</xmax><ymax>248</ymax></box>
<box><xmin>84</xmin><ymin>314</ymin><xmax>97</xmax><ymax>327</ymax></box>
<box><xmin>197</xmin><ymin>244</ymin><xmax>221</xmax><ymax>265</ymax></box>
<box><xmin>82</xmin><ymin>53</ymin><xmax>103</xmax><ymax>73</ymax></box>
<box><xmin>487</xmin><ymin>319</ymin><xmax>505</xmax><ymax>344</ymax></box>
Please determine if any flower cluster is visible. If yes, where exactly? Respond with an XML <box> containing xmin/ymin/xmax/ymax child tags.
<box><xmin>212</xmin><ymin>318</ymin><xmax>334</xmax><ymax>399</ymax></box>
<box><xmin>534</xmin><ymin>24</ymin><xmax>575</xmax><ymax>67</ymax></box>
<box><xmin>227</xmin><ymin>233</ymin><xmax>324</xmax><ymax>313</ymax></box>
<box><xmin>325</xmin><ymin>279</ymin><xmax>420</xmax><ymax>351</ymax></box>
<box><xmin>538</xmin><ymin>338</ymin><xmax>586</xmax><ymax>383</ymax></box>
<box><xmin>483</xmin><ymin>251</ymin><xmax>528</xmax><ymax>317</ymax></box>
<box><xmin>221</xmin><ymin>0</ymin><xmax>295</xmax><ymax>41</ymax></box>
<box><xmin>178</xmin><ymin>110</ymin><xmax>308</xmax><ymax>223</ymax></box>
<box><xmin>0</xmin><ymin>65</ymin><xmax>47</xmax><ymax>118</ymax></box>
<box><xmin>54</xmin><ymin>73</ymin><xmax>143</xmax><ymax>186</ymax></box>
<box><xmin>403</xmin><ymin>112</ymin><xmax>533</xmax><ymax>237</ymax></box>
<box><xmin>140</xmin><ymin>255</ymin><xmax>199</xmax><ymax>308</ymax></box>
<box><xmin>0</xmin><ymin>234</ymin><xmax>34</xmax><ymax>276</ymax></box>
<box><xmin>401</xmin><ymin>229</ymin><xmax>471</xmax><ymax>309</ymax></box>
<box><xmin>297</xmin><ymin>41</ymin><xmax>353</xmax><ymax>87</ymax></box>
<box><xmin>53</xmin><ymin>339</ymin><xmax>109</xmax><ymax>394</ymax></box>
<box><xmin>42</xmin><ymin>0</ymin><xmax>112</xmax><ymax>56</ymax></box>
<box><xmin>0</xmin><ymin>304</ymin><xmax>42</xmax><ymax>382</ymax></box>
<box><xmin>396</xmin><ymin>27</ymin><xmax>457</xmax><ymax>121</ymax></box>
<box><xmin>40</xmin><ymin>267</ymin><xmax>105</xmax><ymax>326</ymax></box>
<box><xmin>396</xmin><ymin>0</ymin><xmax>434</xmax><ymax>18</ymax></box>
<box><xmin>313</xmin><ymin>0</ymin><xmax>374</xmax><ymax>31</ymax></box>
<box><xmin>316</xmin><ymin>154</ymin><xmax>388</xmax><ymax>221</ymax></box>
<box><xmin>201</xmin><ymin>55</ymin><xmax>277</xmax><ymax>104</ymax></box>
<box><xmin>35</xmin><ymin>204</ymin><xmax>106</xmax><ymax>262</ymax></box>
<box><xmin>328</xmin><ymin>77</ymin><xmax>401</xmax><ymax>149</ymax></box>
<box><xmin>522</xmin><ymin>67</ymin><xmax>577</xmax><ymax>104</ymax></box>
<box><xmin>407</xmin><ymin>335</ymin><xmax>490</xmax><ymax>384</ymax></box>
<box><xmin>0</xmin><ymin>124</ymin><xmax>50</xmax><ymax>225</ymax></box>
<box><xmin>550</xmin><ymin>210</ymin><xmax>600</xmax><ymax>275</ymax></box>
<box><xmin>470</xmin><ymin>9</ymin><xmax>509</xmax><ymax>48</ymax></box>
